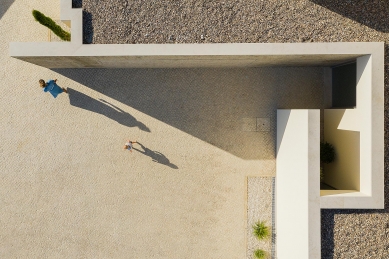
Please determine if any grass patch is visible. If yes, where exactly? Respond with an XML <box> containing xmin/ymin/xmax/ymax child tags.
<box><xmin>253</xmin><ymin>220</ymin><xmax>270</xmax><ymax>240</ymax></box>
<box><xmin>254</xmin><ymin>249</ymin><xmax>267</xmax><ymax>259</ymax></box>
<box><xmin>32</xmin><ymin>10</ymin><xmax>71</xmax><ymax>41</ymax></box>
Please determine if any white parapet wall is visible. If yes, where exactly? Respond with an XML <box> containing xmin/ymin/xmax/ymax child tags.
<box><xmin>276</xmin><ymin>109</ymin><xmax>320</xmax><ymax>259</ymax></box>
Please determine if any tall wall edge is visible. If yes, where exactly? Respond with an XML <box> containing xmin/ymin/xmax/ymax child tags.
<box><xmin>276</xmin><ymin>109</ymin><xmax>321</xmax><ymax>259</ymax></box>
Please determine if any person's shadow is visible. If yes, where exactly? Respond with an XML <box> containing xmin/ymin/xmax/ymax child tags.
<box><xmin>68</xmin><ymin>88</ymin><xmax>150</xmax><ymax>132</ymax></box>
<box><xmin>133</xmin><ymin>142</ymin><xmax>178</xmax><ymax>169</ymax></box>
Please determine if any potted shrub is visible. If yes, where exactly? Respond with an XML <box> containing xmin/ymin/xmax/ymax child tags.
<box><xmin>320</xmin><ymin>142</ymin><xmax>336</xmax><ymax>182</ymax></box>
<box><xmin>320</xmin><ymin>142</ymin><xmax>335</xmax><ymax>164</ymax></box>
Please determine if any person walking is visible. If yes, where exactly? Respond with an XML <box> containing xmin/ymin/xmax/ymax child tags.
<box><xmin>123</xmin><ymin>140</ymin><xmax>137</xmax><ymax>152</ymax></box>
<box><xmin>39</xmin><ymin>79</ymin><xmax>68</xmax><ymax>98</ymax></box>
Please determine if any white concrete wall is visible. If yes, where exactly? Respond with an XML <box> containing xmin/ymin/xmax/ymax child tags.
<box><xmin>276</xmin><ymin>110</ymin><xmax>320</xmax><ymax>259</ymax></box>
<box><xmin>357</xmin><ymin>55</ymin><xmax>373</xmax><ymax>197</ymax></box>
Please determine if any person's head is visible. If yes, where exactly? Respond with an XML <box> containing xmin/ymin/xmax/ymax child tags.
<box><xmin>39</xmin><ymin>79</ymin><xmax>45</xmax><ymax>88</ymax></box>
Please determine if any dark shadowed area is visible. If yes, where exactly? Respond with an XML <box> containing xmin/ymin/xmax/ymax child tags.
<box><xmin>55</xmin><ymin>67</ymin><xmax>326</xmax><ymax>161</ymax></box>
<box><xmin>311</xmin><ymin>0</ymin><xmax>389</xmax><ymax>33</ymax></box>
<box><xmin>0</xmin><ymin>0</ymin><xmax>15</xmax><ymax>19</ymax></box>
<box><xmin>72</xmin><ymin>0</ymin><xmax>82</xmax><ymax>8</ymax></box>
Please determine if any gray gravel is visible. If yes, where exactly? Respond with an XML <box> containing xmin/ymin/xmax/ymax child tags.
<box><xmin>77</xmin><ymin>0</ymin><xmax>389</xmax><ymax>258</ymax></box>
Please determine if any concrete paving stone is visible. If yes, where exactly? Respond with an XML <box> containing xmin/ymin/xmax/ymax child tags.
<box><xmin>256</xmin><ymin>118</ymin><xmax>270</xmax><ymax>132</ymax></box>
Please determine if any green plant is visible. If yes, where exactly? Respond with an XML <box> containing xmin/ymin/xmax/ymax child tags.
<box><xmin>320</xmin><ymin>166</ymin><xmax>324</xmax><ymax>182</ymax></box>
<box><xmin>320</xmin><ymin>142</ymin><xmax>335</xmax><ymax>164</ymax></box>
<box><xmin>253</xmin><ymin>249</ymin><xmax>267</xmax><ymax>259</ymax></box>
<box><xmin>32</xmin><ymin>10</ymin><xmax>71</xmax><ymax>41</ymax></box>
<box><xmin>253</xmin><ymin>221</ymin><xmax>270</xmax><ymax>240</ymax></box>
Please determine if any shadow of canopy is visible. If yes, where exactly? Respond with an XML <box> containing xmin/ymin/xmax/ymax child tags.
<box><xmin>54</xmin><ymin>67</ymin><xmax>326</xmax><ymax>160</ymax></box>
<box><xmin>0</xmin><ymin>0</ymin><xmax>16</xmax><ymax>19</ymax></box>
<box><xmin>72</xmin><ymin>0</ymin><xmax>82</xmax><ymax>8</ymax></box>
<box><xmin>310</xmin><ymin>0</ymin><xmax>389</xmax><ymax>32</ymax></box>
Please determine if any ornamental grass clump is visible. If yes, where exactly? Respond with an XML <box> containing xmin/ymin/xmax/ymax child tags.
<box><xmin>253</xmin><ymin>249</ymin><xmax>267</xmax><ymax>259</ymax></box>
<box><xmin>32</xmin><ymin>10</ymin><xmax>71</xmax><ymax>41</ymax></box>
<box><xmin>253</xmin><ymin>221</ymin><xmax>270</xmax><ymax>240</ymax></box>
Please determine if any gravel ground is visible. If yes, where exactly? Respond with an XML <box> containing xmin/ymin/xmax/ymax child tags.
<box><xmin>76</xmin><ymin>0</ymin><xmax>389</xmax><ymax>258</ymax></box>
<box><xmin>247</xmin><ymin>177</ymin><xmax>273</xmax><ymax>259</ymax></box>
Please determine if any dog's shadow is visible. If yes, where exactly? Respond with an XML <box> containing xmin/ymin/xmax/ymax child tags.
<box><xmin>68</xmin><ymin>88</ymin><xmax>150</xmax><ymax>132</ymax></box>
<box><xmin>133</xmin><ymin>142</ymin><xmax>178</xmax><ymax>169</ymax></box>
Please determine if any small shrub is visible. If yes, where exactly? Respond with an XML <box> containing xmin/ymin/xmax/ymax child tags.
<box><xmin>320</xmin><ymin>142</ymin><xmax>335</xmax><ymax>164</ymax></box>
<box><xmin>254</xmin><ymin>249</ymin><xmax>267</xmax><ymax>259</ymax></box>
<box><xmin>253</xmin><ymin>221</ymin><xmax>270</xmax><ymax>240</ymax></box>
<box><xmin>32</xmin><ymin>10</ymin><xmax>71</xmax><ymax>41</ymax></box>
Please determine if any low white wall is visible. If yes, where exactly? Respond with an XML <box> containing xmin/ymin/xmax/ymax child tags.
<box><xmin>276</xmin><ymin>109</ymin><xmax>320</xmax><ymax>259</ymax></box>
